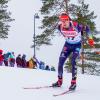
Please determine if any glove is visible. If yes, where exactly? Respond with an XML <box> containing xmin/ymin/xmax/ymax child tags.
<box><xmin>88</xmin><ymin>39</ymin><xmax>94</xmax><ymax>47</ymax></box>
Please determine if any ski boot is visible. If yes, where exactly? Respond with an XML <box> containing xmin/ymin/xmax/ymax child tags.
<box><xmin>52</xmin><ymin>76</ymin><xmax>63</xmax><ymax>87</ymax></box>
<box><xmin>69</xmin><ymin>80</ymin><xmax>76</xmax><ymax>91</ymax></box>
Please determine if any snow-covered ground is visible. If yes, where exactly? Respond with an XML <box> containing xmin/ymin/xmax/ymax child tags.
<box><xmin>0</xmin><ymin>66</ymin><xmax>100</xmax><ymax>100</ymax></box>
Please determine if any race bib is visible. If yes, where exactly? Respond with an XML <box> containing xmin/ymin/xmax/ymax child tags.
<box><xmin>62</xmin><ymin>30</ymin><xmax>78</xmax><ymax>38</ymax></box>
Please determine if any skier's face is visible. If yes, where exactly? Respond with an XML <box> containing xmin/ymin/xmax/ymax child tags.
<box><xmin>61</xmin><ymin>19</ymin><xmax>70</xmax><ymax>28</ymax></box>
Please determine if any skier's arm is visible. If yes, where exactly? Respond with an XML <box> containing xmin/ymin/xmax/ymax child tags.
<box><xmin>58</xmin><ymin>24</ymin><xmax>66</xmax><ymax>37</ymax></box>
<box><xmin>58</xmin><ymin>24</ymin><xmax>60</xmax><ymax>30</ymax></box>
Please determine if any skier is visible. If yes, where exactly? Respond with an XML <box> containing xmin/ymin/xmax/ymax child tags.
<box><xmin>52</xmin><ymin>12</ymin><xmax>94</xmax><ymax>90</ymax></box>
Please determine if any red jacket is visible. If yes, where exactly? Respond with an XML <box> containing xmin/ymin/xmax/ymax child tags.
<box><xmin>0</xmin><ymin>54</ymin><xmax>4</xmax><ymax>62</ymax></box>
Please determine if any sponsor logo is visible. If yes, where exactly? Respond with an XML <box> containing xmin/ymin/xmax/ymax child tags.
<box><xmin>62</xmin><ymin>31</ymin><xmax>78</xmax><ymax>37</ymax></box>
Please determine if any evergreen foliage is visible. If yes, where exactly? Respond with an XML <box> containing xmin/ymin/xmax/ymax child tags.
<box><xmin>0</xmin><ymin>0</ymin><xmax>14</xmax><ymax>39</ymax></box>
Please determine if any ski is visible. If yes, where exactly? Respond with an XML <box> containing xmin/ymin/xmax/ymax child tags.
<box><xmin>23</xmin><ymin>85</ymin><xmax>53</xmax><ymax>89</ymax></box>
<box><xmin>53</xmin><ymin>89</ymin><xmax>75</xmax><ymax>96</ymax></box>
<box><xmin>23</xmin><ymin>85</ymin><xmax>75</xmax><ymax>96</ymax></box>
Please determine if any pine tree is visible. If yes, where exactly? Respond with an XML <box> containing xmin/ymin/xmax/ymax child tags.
<box><xmin>66</xmin><ymin>0</ymin><xmax>100</xmax><ymax>75</ymax></box>
<box><xmin>0</xmin><ymin>0</ymin><xmax>14</xmax><ymax>39</ymax></box>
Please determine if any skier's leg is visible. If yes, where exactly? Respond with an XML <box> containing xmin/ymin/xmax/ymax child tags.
<box><xmin>71</xmin><ymin>51</ymin><xmax>79</xmax><ymax>80</ymax></box>
<box><xmin>52</xmin><ymin>43</ymin><xmax>71</xmax><ymax>87</ymax></box>
<box><xmin>69</xmin><ymin>47</ymin><xmax>81</xmax><ymax>90</ymax></box>
<box><xmin>58</xmin><ymin>47</ymin><xmax>71</xmax><ymax>78</ymax></box>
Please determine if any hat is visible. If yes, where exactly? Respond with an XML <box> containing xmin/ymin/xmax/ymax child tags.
<box><xmin>59</xmin><ymin>12</ymin><xmax>70</xmax><ymax>20</ymax></box>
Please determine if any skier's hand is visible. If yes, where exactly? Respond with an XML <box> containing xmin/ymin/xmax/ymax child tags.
<box><xmin>88</xmin><ymin>39</ymin><xmax>94</xmax><ymax>47</ymax></box>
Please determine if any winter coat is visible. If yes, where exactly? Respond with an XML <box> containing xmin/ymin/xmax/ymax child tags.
<box><xmin>22</xmin><ymin>55</ymin><xmax>27</xmax><ymax>68</ymax></box>
<box><xmin>3</xmin><ymin>52</ymin><xmax>11</xmax><ymax>61</ymax></box>
<box><xmin>0</xmin><ymin>54</ymin><xmax>3</xmax><ymax>62</ymax></box>
<box><xmin>28</xmin><ymin>58</ymin><xmax>36</xmax><ymax>69</ymax></box>
<box><xmin>9</xmin><ymin>52</ymin><xmax>15</xmax><ymax>64</ymax></box>
<box><xmin>16</xmin><ymin>56</ymin><xmax>22</xmax><ymax>66</ymax></box>
<box><xmin>0</xmin><ymin>50</ymin><xmax>3</xmax><ymax>62</ymax></box>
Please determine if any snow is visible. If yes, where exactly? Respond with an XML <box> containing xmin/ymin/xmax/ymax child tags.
<box><xmin>0</xmin><ymin>66</ymin><xmax>100</xmax><ymax>100</ymax></box>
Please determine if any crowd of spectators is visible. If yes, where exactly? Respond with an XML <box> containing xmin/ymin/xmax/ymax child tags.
<box><xmin>0</xmin><ymin>49</ymin><xmax>56</xmax><ymax>71</ymax></box>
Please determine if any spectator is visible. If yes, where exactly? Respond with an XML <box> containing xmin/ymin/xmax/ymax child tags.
<box><xmin>16</xmin><ymin>54</ymin><xmax>22</xmax><ymax>67</ymax></box>
<box><xmin>39</xmin><ymin>61</ymin><xmax>45</xmax><ymax>70</ymax></box>
<box><xmin>33</xmin><ymin>57</ymin><xmax>40</xmax><ymax>69</ymax></box>
<box><xmin>0</xmin><ymin>49</ymin><xmax>4</xmax><ymax>66</ymax></box>
<box><xmin>9</xmin><ymin>52</ymin><xmax>15</xmax><ymax>67</ymax></box>
<box><xmin>28</xmin><ymin>57</ymin><xmax>37</xmax><ymax>69</ymax></box>
<box><xmin>22</xmin><ymin>54</ymin><xmax>27</xmax><ymax>68</ymax></box>
<box><xmin>3</xmin><ymin>52</ymin><xmax>11</xmax><ymax>66</ymax></box>
<box><xmin>51</xmin><ymin>66</ymin><xmax>56</xmax><ymax>71</ymax></box>
<box><xmin>45</xmin><ymin>65</ymin><xmax>50</xmax><ymax>71</ymax></box>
